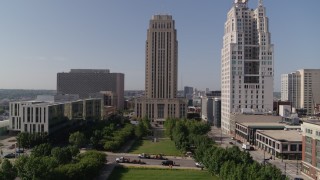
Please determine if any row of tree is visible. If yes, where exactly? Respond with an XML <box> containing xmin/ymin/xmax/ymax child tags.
<box><xmin>17</xmin><ymin>132</ymin><xmax>48</xmax><ymax>149</ymax></box>
<box><xmin>165</xmin><ymin>118</ymin><xmax>286</xmax><ymax>180</ymax></box>
<box><xmin>71</xmin><ymin>115</ymin><xmax>151</xmax><ymax>152</ymax></box>
<box><xmin>0</xmin><ymin>143</ymin><xmax>106</xmax><ymax>180</ymax></box>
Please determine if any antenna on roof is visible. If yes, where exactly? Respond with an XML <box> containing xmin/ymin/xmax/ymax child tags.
<box><xmin>259</xmin><ymin>0</ymin><xmax>263</xmax><ymax>6</ymax></box>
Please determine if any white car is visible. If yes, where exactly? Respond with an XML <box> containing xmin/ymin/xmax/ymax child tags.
<box><xmin>195</xmin><ymin>162</ymin><xmax>204</xmax><ymax>168</ymax></box>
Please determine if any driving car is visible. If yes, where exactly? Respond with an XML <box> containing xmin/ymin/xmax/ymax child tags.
<box><xmin>161</xmin><ymin>160</ymin><xmax>174</xmax><ymax>166</ymax></box>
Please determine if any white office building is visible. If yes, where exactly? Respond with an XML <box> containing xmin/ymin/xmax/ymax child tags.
<box><xmin>221</xmin><ymin>0</ymin><xmax>274</xmax><ymax>134</ymax></box>
<box><xmin>9</xmin><ymin>98</ymin><xmax>102</xmax><ymax>134</ymax></box>
<box><xmin>281</xmin><ymin>69</ymin><xmax>320</xmax><ymax>115</ymax></box>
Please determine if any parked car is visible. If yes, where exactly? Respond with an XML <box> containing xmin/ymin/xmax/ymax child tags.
<box><xmin>138</xmin><ymin>153</ymin><xmax>151</xmax><ymax>159</ymax></box>
<box><xmin>16</xmin><ymin>148</ymin><xmax>24</xmax><ymax>153</ymax></box>
<box><xmin>162</xmin><ymin>160</ymin><xmax>174</xmax><ymax>166</ymax></box>
<box><xmin>249</xmin><ymin>146</ymin><xmax>255</xmax><ymax>151</ymax></box>
<box><xmin>293</xmin><ymin>178</ymin><xmax>304</xmax><ymax>180</ymax></box>
<box><xmin>4</xmin><ymin>153</ymin><xmax>15</xmax><ymax>159</ymax></box>
<box><xmin>229</xmin><ymin>141</ymin><xmax>234</xmax><ymax>145</ymax></box>
<box><xmin>242</xmin><ymin>144</ymin><xmax>250</xmax><ymax>150</ymax></box>
<box><xmin>185</xmin><ymin>151</ymin><xmax>193</xmax><ymax>157</ymax></box>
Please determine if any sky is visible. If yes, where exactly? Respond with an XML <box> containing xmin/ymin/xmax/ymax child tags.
<box><xmin>0</xmin><ymin>0</ymin><xmax>319</xmax><ymax>92</ymax></box>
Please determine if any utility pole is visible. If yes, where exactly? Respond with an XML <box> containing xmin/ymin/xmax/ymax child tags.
<box><xmin>284</xmin><ymin>162</ymin><xmax>287</xmax><ymax>177</ymax></box>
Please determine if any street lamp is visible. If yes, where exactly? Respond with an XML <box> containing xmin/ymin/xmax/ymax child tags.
<box><xmin>263</xmin><ymin>146</ymin><xmax>266</xmax><ymax>166</ymax></box>
<box><xmin>220</xmin><ymin>128</ymin><xmax>222</xmax><ymax>145</ymax></box>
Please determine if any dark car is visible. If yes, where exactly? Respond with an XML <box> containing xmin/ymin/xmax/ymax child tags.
<box><xmin>16</xmin><ymin>149</ymin><xmax>24</xmax><ymax>153</ymax></box>
<box><xmin>162</xmin><ymin>160</ymin><xmax>174</xmax><ymax>166</ymax></box>
<box><xmin>4</xmin><ymin>153</ymin><xmax>15</xmax><ymax>159</ymax></box>
<box><xmin>229</xmin><ymin>141</ymin><xmax>234</xmax><ymax>145</ymax></box>
<box><xmin>249</xmin><ymin>146</ymin><xmax>254</xmax><ymax>150</ymax></box>
<box><xmin>293</xmin><ymin>178</ymin><xmax>304</xmax><ymax>180</ymax></box>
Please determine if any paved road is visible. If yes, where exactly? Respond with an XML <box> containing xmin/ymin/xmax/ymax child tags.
<box><xmin>106</xmin><ymin>152</ymin><xmax>197</xmax><ymax>168</ymax></box>
<box><xmin>209</xmin><ymin>127</ymin><xmax>312</xmax><ymax>180</ymax></box>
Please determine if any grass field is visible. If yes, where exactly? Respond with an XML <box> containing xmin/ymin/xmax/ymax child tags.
<box><xmin>108</xmin><ymin>166</ymin><xmax>219</xmax><ymax>180</ymax></box>
<box><xmin>128</xmin><ymin>139</ymin><xmax>182</xmax><ymax>156</ymax></box>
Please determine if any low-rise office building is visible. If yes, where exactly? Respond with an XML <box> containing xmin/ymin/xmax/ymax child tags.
<box><xmin>234</xmin><ymin>114</ymin><xmax>282</xmax><ymax>143</ymax></box>
<box><xmin>9</xmin><ymin>98</ymin><xmax>102</xmax><ymax>134</ymax></box>
<box><xmin>256</xmin><ymin>130</ymin><xmax>302</xmax><ymax>160</ymax></box>
<box><xmin>135</xmin><ymin>98</ymin><xmax>187</xmax><ymax>124</ymax></box>
<box><xmin>301</xmin><ymin>120</ymin><xmax>320</xmax><ymax>179</ymax></box>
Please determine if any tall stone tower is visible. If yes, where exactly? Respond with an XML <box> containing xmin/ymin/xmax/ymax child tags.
<box><xmin>221</xmin><ymin>0</ymin><xmax>274</xmax><ymax>134</ymax></box>
<box><xmin>145</xmin><ymin>15</ymin><xmax>178</xmax><ymax>99</ymax></box>
<box><xmin>135</xmin><ymin>15</ymin><xmax>187</xmax><ymax>123</ymax></box>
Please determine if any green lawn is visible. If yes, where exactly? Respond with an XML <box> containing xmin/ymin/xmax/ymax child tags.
<box><xmin>108</xmin><ymin>166</ymin><xmax>219</xmax><ymax>180</ymax></box>
<box><xmin>129</xmin><ymin>139</ymin><xmax>182</xmax><ymax>156</ymax></box>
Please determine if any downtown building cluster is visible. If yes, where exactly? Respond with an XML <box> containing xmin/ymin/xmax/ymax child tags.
<box><xmin>5</xmin><ymin>0</ymin><xmax>320</xmax><ymax>179</ymax></box>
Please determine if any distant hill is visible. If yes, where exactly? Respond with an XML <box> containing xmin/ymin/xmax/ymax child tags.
<box><xmin>0</xmin><ymin>89</ymin><xmax>56</xmax><ymax>101</ymax></box>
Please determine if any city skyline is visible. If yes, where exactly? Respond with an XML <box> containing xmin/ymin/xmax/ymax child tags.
<box><xmin>1</xmin><ymin>0</ymin><xmax>320</xmax><ymax>91</ymax></box>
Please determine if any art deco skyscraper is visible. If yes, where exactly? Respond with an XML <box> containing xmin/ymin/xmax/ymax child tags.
<box><xmin>135</xmin><ymin>15</ymin><xmax>186</xmax><ymax>123</ymax></box>
<box><xmin>145</xmin><ymin>15</ymin><xmax>178</xmax><ymax>99</ymax></box>
<box><xmin>221</xmin><ymin>0</ymin><xmax>274</xmax><ymax>134</ymax></box>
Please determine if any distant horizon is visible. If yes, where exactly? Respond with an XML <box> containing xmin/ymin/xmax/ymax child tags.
<box><xmin>1</xmin><ymin>1</ymin><xmax>320</xmax><ymax>91</ymax></box>
<box><xmin>0</xmin><ymin>88</ymin><xmax>282</xmax><ymax>93</ymax></box>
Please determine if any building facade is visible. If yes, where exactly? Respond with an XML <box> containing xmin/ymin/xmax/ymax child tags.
<box><xmin>301</xmin><ymin>120</ymin><xmax>320</xmax><ymax>179</ymax></box>
<box><xmin>57</xmin><ymin>69</ymin><xmax>124</xmax><ymax>109</ymax></box>
<box><xmin>256</xmin><ymin>130</ymin><xmax>302</xmax><ymax>160</ymax></box>
<box><xmin>221</xmin><ymin>0</ymin><xmax>274</xmax><ymax>134</ymax></box>
<box><xmin>9</xmin><ymin>98</ymin><xmax>102</xmax><ymax>134</ymax></box>
<box><xmin>281</xmin><ymin>69</ymin><xmax>320</xmax><ymax>115</ymax></box>
<box><xmin>214</xmin><ymin>98</ymin><xmax>222</xmax><ymax>127</ymax></box>
<box><xmin>184</xmin><ymin>86</ymin><xmax>194</xmax><ymax>99</ymax></box>
<box><xmin>135</xmin><ymin>15</ymin><xmax>187</xmax><ymax>123</ymax></box>
<box><xmin>281</xmin><ymin>73</ymin><xmax>294</xmax><ymax>102</ymax></box>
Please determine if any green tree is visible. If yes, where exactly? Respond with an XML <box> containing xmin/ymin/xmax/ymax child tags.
<box><xmin>15</xmin><ymin>155</ymin><xmax>58</xmax><ymax>180</ymax></box>
<box><xmin>69</xmin><ymin>131</ymin><xmax>86</xmax><ymax>148</ymax></box>
<box><xmin>31</xmin><ymin>143</ymin><xmax>52</xmax><ymax>157</ymax></box>
<box><xmin>17</xmin><ymin>132</ymin><xmax>30</xmax><ymax>149</ymax></box>
<box><xmin>164</xmin><ymin>118</ymin><xmax>177</xmax><ymax>139</ymax></box>
<box><xmin>134</xmin><ymin>121</ymin><xmax>146</xmax><ymax>138</ymax></box>
<box><xmin>51</xmin><ymin>147</ymin><xmax>72</xmax><ymax>164</ymax></box>
<box><xmin>54</xmin><ymin>151</ymin><xmax>106</xmax><ymax>180</ymax></box>
<box><xmin>68</xmin><ymin>145</ymin><xmax>80</xmax><ymax>157</ymax></box>
<box><xmin>90</xmin><ymin>130</ymin><xmax>102</xmax><ymax>149</ymax></box>
<box><xmin>0</xmin><ymin>159</ymin><xmax>17</xmax><ymax>180</ymax></box>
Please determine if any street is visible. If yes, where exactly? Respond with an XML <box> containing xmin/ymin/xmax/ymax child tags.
<box><xmin>106</xmin><ymin>152</ymin><xmax>198</xmax><ymax>168</ymax></box>
<box><xmin>209</xmin><ymin>126</ymin><xmax>311</xmax><ymax>180</ymax></box>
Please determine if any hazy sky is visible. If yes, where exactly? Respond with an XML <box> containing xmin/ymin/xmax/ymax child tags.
<box><xmin>1</xmin><ymin>0</ymin><xmax>319</xmax><ymax>91</ymax></box>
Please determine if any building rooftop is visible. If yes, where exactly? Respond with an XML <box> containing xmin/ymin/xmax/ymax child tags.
<box><xmin>304</xmin><ymin>120</ymin><xmax>320</xmax><ymax>126</ymax></box>
<box><xmin>241</xmin><ymin>122</ymin><xmax>286</xmax><ymax>128</ymax></box>
<box><xmin>233</xmin><ymin>114</ymin><xmax>283</xmax><ymax>123</ymax></box>
<box><xmin>257</xmin><ymin>130</ymin><xmax>302</xmax><ymax>142</ymax></box>
<box><xmin>69</xmin><ymin>69</ymin><xmax>110</xmax><ymax>73</ymax></box>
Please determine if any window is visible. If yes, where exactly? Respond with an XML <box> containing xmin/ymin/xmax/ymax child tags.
<box><xmin>290</xmin><ymin>144</ymin><xmax>297</xmax><ymax>151</ymax></box>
